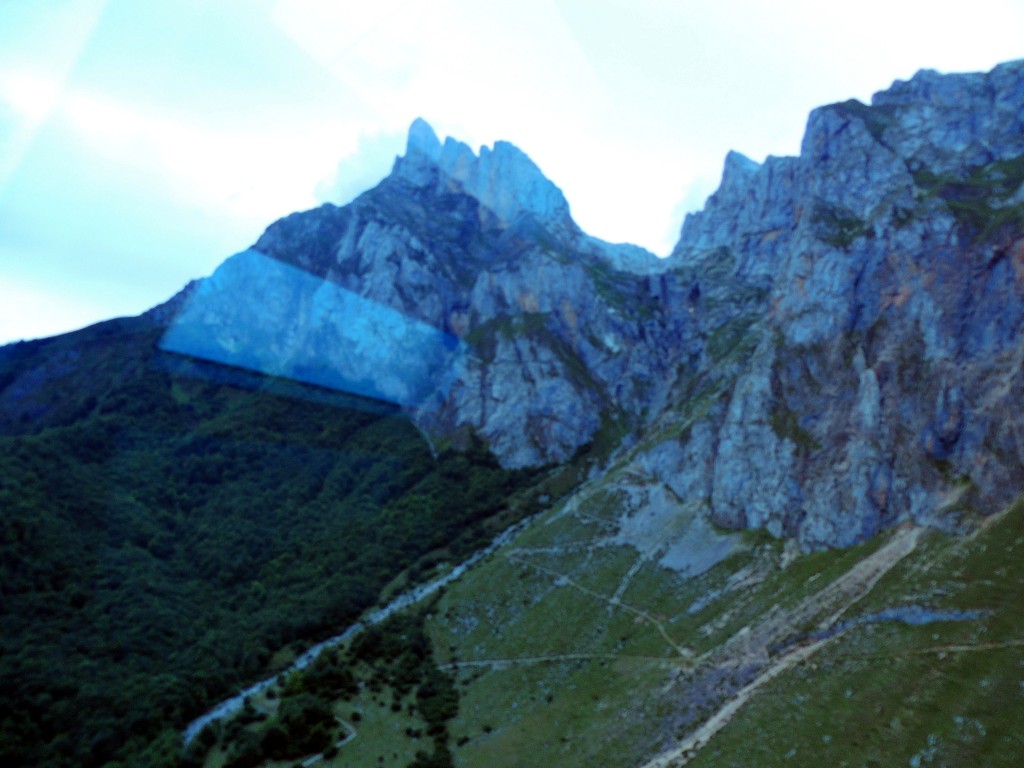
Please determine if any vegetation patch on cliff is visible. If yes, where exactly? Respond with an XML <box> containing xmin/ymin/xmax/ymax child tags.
<box><xmin>913</xmin><ymin>155</ymin><xmax>1024</xmax><ymax>242</ymax></box>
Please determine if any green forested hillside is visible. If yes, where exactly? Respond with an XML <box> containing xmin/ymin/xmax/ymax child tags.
<box><xmin>0</xmin><ymin>317</ymin><xmax>540</xmax><ymax>767</ymax></box>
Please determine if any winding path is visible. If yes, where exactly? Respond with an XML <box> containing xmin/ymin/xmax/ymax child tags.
<box><xmin>438</xmin><ymin>652</ymin><xmax>682</xmax><ymax>671</ymax></box>
<box><xmin>507</xmin><ymin>552</ymin><xmax>694</xmax><ymax>658</ymax></box>
<box><xmin>300</xmin><ymin>718</ymin><xmax>357</xmax><ymax>767</ymax></box>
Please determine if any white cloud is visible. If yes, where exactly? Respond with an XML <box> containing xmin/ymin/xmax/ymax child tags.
<box><xmin>316</xmin><ymin>129</ymin><xmax>406</xmax><ymax>205</ymax></box>
<box><xmin>274</xmin><ymin>0</ymin><xmax>1024</xmax><ymax>253</ymax></box>
<box><xmin>0</xmin><ymin>272</ymin><xmax>116</xmax><ymax>345</ymax></box>
<box><xmin>5</xmin><ymin>0</ymin><xmax>1024</xmax><ymax>343</ymax></box>
<box><xmin>25</xmin><ymin>0</ymin><xmax>1021</xmax><ymax>259</ymax></box>
<box><xmin>0</xmin><ymin>0</ymin><xmax>108</xmax><ymax>190</ymax></box>
<box><xmin>0</xmin><ymin>72</ymin><xmax>64</xmax><ymax>124</ymax></box>
<box><xmin>56</xmin><ymin>88</ymin><xmax>362</xmax><ymax>223</ymax></box>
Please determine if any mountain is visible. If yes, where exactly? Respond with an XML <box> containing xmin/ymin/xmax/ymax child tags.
<box><xmin>666</xmin><ymin>60</ymin><xmax>1024</xmax><ymax>547</ymax></box>
<box><xmin>163</xmin><ymin>117</ymin><xmax>682</xmax><ymax>470</ymax></box>
<box><xmin>167</xmin><ymin>60</ymin><xmax>1024</xmax><ymax>549</ymax></box>
<box><xmin>2</xmin><ymin>60</ymin><xmax>1023</xmax><ymax>768</ymax></box>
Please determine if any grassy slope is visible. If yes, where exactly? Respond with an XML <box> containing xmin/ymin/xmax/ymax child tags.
<box><xmin>689</xmin><ymin>501</ymin><xmax>1024</xmax><ymax>767</ymax></box>
<box><xmin>242</xmin><ymin>471</ymin><xmax>1022</xmax><ymax>768</ymax></box>
<box><xmin>10</xmin><ymin>300</ymin><xmax>1022</xmax><ymax>768</ymax></box>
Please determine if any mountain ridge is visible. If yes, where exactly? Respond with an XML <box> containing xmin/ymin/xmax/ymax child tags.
<box><xmin>154</xmin><ymin>58</ymin><xmax>1024</xmax><ymax>549</ymax></box>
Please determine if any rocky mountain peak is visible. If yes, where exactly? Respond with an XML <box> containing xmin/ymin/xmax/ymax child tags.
<box><xmin>872</xmin><ymin>58</ymin><xmax>1024</xmax><ymax>109</ymax></box>
<box><xmin>720</xmin><ymin>149</ymin><xmax>761</xmax><ymax>190</ymax></box>
<box><xmin>141</xmin><ymin>61</ymin><xmax>1024</xmax><ymax>548</ymax></box>
<box><xmin>865</xmin><ymin>59</ymin><xmax>1024</xmax><ymax>173</ymax></box>
<box><xmin>406</xmin><ymin>116</ymin><xmax>443</xmax><ymax>158</ymax></box>
<box><xmin>394</xmin><ymin>118</ymin><xmax>573</xmax><ymax>230</ymax></box>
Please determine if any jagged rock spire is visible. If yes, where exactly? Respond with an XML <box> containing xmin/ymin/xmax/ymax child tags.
<box><xmin>395</xmin><ymin>118</ymin><xmax>573</xmax><ymax>229</ymax></box>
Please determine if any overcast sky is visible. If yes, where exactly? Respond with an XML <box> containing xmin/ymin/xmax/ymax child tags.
<box><xmin>1</xmin><ymin>0</ymin><xmax>1022</xmax><ymax>344</ymax></box>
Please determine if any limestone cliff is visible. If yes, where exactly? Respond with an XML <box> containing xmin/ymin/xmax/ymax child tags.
<box><xmin>161</xmin><ymin>59</ymin><xmax>1024</xmax><ymax>547</ymax></box>
<box><xmin>167</xmin><ymin>120</ymin><xmax>691</xmax><ymax>468</ymax></box>
<box><xmin>659</xmin><ymin>59</ymin><xmax>1024</xmax><ymax>546</ymax></box>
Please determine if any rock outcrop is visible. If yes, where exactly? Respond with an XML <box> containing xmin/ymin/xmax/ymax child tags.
<box><xmin>160</xmin><ymin>59</ymin><xmax>1024</xmax><ymax>547</ymax></box>
<box><xmin>165</xmin><ymin>119</ymin><xmax>696</xmax><ymax>468</ymax></box>
<box><xmin>660</xmin><ymin>59</ymin><xmax>1024</xmax><ymax>546</ymax></box>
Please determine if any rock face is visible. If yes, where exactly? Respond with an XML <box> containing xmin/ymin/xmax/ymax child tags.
<box><xmin>167</xmin><ymin>120</ymin><xmax>693</xmax><ymax>468</ymax></box>
<box><xmin>663</xmin><ymin>59</ymin><xmax>1024</xmax><ymax>546</ymax></box>
<box><xmin>162</xmin><ymin>59</ymin><xmax>1024</xmax><ymax>547</ymax></box>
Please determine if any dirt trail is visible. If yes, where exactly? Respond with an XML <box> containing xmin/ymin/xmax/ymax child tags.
<box><xmin>837</xmin><ymin>637</ymin><xmax>1024</xmax><ymax>661</ymax></box>
<box><xmin>508</xmin><ymin>553</ymin><xmax>694</xmax><ymax>658</ymax></box>
<box><xmin>638</xmin><ymin>526</ymin><xmax>922</xmax><ymax>768</ymax></box>
<box><xmin>300</xmin><ymin>719</ymin><xmax>357</xmax><ymax>767</ymax></box>
<box><xmin>611</xmin><ymin>553</ymin><xmax>648</xmax><ymax>605</ymax></box>
<box><xmin>438</xmin><ymin>652</ymin><xmax>675</xmax><ymax>671</ymax></box>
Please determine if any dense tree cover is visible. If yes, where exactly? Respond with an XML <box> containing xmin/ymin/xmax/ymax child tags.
<box><xmin>205</xmin><ymin>609</ymin><xmax>460</xmax><ymax>768</ymax></box>
<box><xmin>0</xmin><ymin>319</ymin><xmax>538</xmax><ymax>767</ymax></box>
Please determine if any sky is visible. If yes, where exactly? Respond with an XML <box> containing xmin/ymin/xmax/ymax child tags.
<box><xmin>1</xmin><ymin>0</ymin><xmax>1022</xmax><ymax>344</ymax></box>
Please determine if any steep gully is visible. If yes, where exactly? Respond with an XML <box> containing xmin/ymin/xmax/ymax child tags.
<box><xmin>637</xmin><ymin>525</ymin><xmax>924</xmax><ymax>767</ymax></box>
